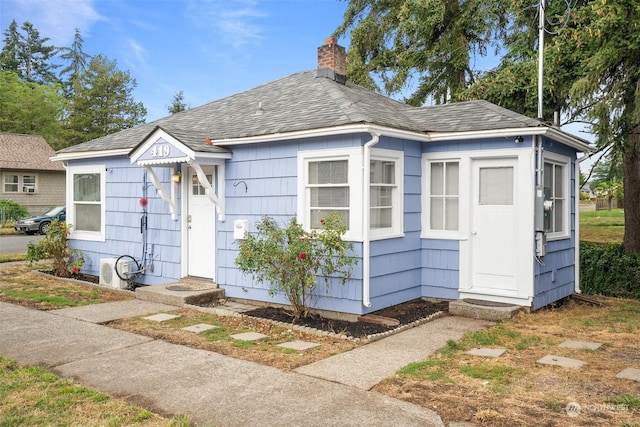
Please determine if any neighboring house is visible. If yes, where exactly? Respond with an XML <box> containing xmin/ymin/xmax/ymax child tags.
<box><xmin>53</xmin><ymin>39</ymin><xmax>591</xmax><ymax>315</ymax></box>
<box><xmin>0</xmin><ymin>133</ymin><xmax>65</xmax><ymax>216</ymax></box>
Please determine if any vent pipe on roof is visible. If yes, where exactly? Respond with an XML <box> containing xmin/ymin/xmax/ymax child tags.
<box><xmin>317</xmin><ymin>37</ymin><xmax>346</xmax><ymax>84</ymax></box>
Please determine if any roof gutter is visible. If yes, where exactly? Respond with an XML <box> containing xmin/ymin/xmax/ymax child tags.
<box><xmin>51</xmin><ymin>148</ymin><xmax>131</xmax><ymax>162</ymax></box>
<box><xmin>428</xmin><ymin>127</ymin><xmax>592</xmax><ymax>152</ymax></box>
<box><xmin>362</xmin><ymin>132</ymin><xmax>380</xmax><ymax>308</ymax></box>
<box><xmin>213</xmin><ymin>124</ymin><xmax>432</xmax><ymax>146</ymax></box>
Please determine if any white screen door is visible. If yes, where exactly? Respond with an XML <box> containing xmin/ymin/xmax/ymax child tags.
<box><xmin>470</xmin><ymin>158</ymin><xmax>519</xmax><ymax>295</ymax></box>
<box><xmin>187</xmin><ymin>166</ymin><xmax>216</xmax><ymax>279</ymax></box>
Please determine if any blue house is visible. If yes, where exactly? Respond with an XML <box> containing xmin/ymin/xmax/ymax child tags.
<box><xmin>53</xmin><ymin>39</ymin><xmax>591</xmax><ymax>316</ymax></box>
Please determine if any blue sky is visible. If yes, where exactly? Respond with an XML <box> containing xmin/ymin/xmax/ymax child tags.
<box><xmin>1</xmin><ymin>0</ymin><xmax>350</xmax><ymax>121</ymax></box>
<box><xmin>1</xmin><ymin>0</ymin><xmax>597</xmax><ymax>170</ymax></box>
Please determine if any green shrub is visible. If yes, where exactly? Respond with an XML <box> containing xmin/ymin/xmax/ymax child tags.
<box><xmin>0</xmin><ymin>200</ymin><xmax>29</xmax><ymax>225</ymax></box>
<box><xmin>580</xmin><ymin>242</ymin><xmax>640</xmax><ymax>299</ymax></box>
<box><xmin>235</xmin><ymin>213</ymin><xmax>357</xmax><ymax>319</ymax></box>
<box><xmin>26</xmin><ymin>219</ymin><xmax>84</xmax><ymax>277</ymax></box>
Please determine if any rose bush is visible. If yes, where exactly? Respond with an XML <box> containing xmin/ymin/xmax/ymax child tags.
<box><xmin>235</xmin><ymin>213</ymin><xmax>357</xmax><ymax>319</ymax></box>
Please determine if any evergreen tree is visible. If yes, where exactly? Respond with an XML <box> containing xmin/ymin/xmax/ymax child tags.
<box><xmin>333</xmin><ymin>0</ymin><xmax>509</xmax><ymax>105</ymax></box>
<box><xmin>167</xmin><ymin>90</ymin><xmax>189</xmax><ymax>114</ymax></box>
<box><xmin>63</xmin><ymin>55</ymin><xmax>147</xmax><ymax>146</ymax></box>
<box><xmin>59</xmin><ymin>28</ymin><xmax>91</xmax><ymax>99</ymax></box>
<box><xmin>0</xmin><ymin>20</ymin><xmax>58</xmax><ymax>84</ymax></box>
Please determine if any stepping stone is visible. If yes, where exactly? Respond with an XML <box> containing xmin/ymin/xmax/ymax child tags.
<box><xmin>277</xmin><ymin>340</ymin><xmax>320</xmax><ymax>351</ymax></box>
<box><xmin>559</xmin><ymin>340</ymin><xmax>602</xmax><ymax>350</ymax></box>
<box><xmin>182</xmin><ymin>323</ymin><xmax>219</xmax><ymax>333</ymax></box>
<box><xmin>230</xmin><ymin>332</ymin><xmax>267</xmax><ymax>341</ymax></box>
<box><xmin>616</xmin><ymin>368</ymin><xmax>640</xmax><ymax>382</ymax></box>
<box><xmin>466</xmin><ymin>347</ymin><xmax>506</xmax><ymax>358</ymax></box>
<box><xmin>537</xmin><ymin>354</ymin><xmax>584</xmax><ymax>369</ymax></box>
<box><xmin>144</xmin><ymin>313</ymin><xmax>180</xmax><ymax>322</ymax></box>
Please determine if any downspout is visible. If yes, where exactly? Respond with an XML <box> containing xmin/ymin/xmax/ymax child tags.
<box><xmin>362</xmin><ymin>132</ymin><xmax>380</xmax><ymax>308</ymax></box>
<box><xmin>574</xmin><ymin>153</ymin><xmax>592</xmax><ymax>294</ymax></box>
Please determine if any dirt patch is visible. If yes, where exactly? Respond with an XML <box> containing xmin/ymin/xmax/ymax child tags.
<box><xmin>244</xmin><ymin>298</ymin><xmax>449</xmax><ymax>339</ymax></box>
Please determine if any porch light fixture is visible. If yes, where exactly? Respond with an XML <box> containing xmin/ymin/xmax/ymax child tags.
<box><xmin>172</xmin><ymin>171</ymin><xmax>181</xmax><ymax>183</ymax></box>
<box><xmin>514</xmin><ymin>136</ymin><xmax>524</xmax><ymax>144</ymax></box>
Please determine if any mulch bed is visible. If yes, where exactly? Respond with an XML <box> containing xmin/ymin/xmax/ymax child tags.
<box><xmin>244</xmin><ymin>298</ymin><xmax>449</xmax><ymax>339</ymax></box>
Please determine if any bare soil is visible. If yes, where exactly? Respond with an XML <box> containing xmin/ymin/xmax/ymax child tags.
<box><xmin>245</xmin><ymin>298</ymin><xmax>449</xmax><ymax>338</ymax></box>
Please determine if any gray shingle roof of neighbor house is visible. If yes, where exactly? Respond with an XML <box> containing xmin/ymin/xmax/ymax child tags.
<box><xmin>0</xmin><ymin>133</ymin><xmax>65</xmax><ymax>171</ymax></box>
<box><xmin>56</xmin><ymin>67</ymin><xmax>584</xmax><ymax>155</ymax></box>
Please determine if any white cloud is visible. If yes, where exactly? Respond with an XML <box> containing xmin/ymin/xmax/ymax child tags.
<box><xmin>185</xmin><ymin>0</ymin><xmax>267</xmax><ymax>48</ymax></box>
<box><xmin>1</xmin><ymin>0</ymin><xmax>102</xmax><ymax>46</ymax></box>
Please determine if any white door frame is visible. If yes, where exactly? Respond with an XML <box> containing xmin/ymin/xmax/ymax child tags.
<box><xmin>180</xmin><ymin>164</ymin><xmax>220</xmax><ymax>280</ymax></box>
<box><xmin>458</xmin><ymin>149</ymin><xmax>534</xmax><ymax>305</ymax></box>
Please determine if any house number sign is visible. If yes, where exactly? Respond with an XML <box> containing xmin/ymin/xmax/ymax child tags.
<box><xmin>150</xmin><ymin>143</ymin><xmax>170</xmax><ymax>158</ymax></box>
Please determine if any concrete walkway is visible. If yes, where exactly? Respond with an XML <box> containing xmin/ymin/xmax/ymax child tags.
<box><xmin>0</xmin><ymin>300</ymin><xmax>492</xmax><ymax>426</ymax></box>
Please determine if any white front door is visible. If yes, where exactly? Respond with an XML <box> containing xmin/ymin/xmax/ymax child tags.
<box><xmin>187</xmin><ymin>166</ymin><xmax>215</xmax><ymax>279</ymax></box>
<box><xmin>469</xmin><ymin>158</ymin><xmax>520</xmax><ymax>296</ymax></box>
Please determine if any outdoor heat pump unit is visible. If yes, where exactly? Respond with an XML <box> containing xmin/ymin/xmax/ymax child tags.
<box><xmin>99</xmin><ymin>258</ymin><xmax>129</xmax><ymax>289</ymax></box>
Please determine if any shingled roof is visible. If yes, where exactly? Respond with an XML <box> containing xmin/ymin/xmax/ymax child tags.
<box><xmin>58</xmin><ymin>69</ymin><xmax>555</xmax><ymax>157</ymax></box>
<box><xmin>0</xmin><ymin>133</ymin><xmax>64</xmax><ymax>171</ymax></box>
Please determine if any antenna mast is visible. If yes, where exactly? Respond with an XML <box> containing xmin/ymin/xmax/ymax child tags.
<box><xmin>538</xmin><ymin>0</ymin><xmax>545</xmax><ymax>120</ymax></box>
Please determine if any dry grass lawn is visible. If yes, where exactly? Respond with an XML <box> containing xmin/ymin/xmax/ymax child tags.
<box><xmin>375</xmin><ymin>296</ymin><xmax>640</xmax><ymax>426</ymax></box>
<box><xmin>1</xmin><ymin>263</ymin><xmax>638</xmax><ymax>426</ymax></box>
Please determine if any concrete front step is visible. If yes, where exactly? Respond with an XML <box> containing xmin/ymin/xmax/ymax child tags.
<box><xmin>135</xmin><ymin>280</ymin><xmax>225</xmax><ymax>307</ymax></box>
<box><xmin>449</xmin><ymin>299</ymin><xmax>523</xmax><ymax>321</ymax></box>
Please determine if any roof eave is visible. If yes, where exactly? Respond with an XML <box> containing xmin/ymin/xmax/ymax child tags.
<box><xmin>51</xmin><ymin>148</ymin><xmax>132</xmax><ymax>162</ymax></box>
<box><xmin>427</xmin><ymin>127</ymin><xmax>593</xmax><ymax>152</ymax></box>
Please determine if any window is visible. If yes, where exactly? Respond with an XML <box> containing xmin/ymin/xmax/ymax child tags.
<box><xmin>308</xmin><ymin>159</ymin><xmax>350</xmax><ymax>228</ymax></box>
<box><xmin>67</xmin><ymin>165</ymin><xmax>105</xmax><ymax>241</ymax></box>
<box><xmin>370</xmin><ymin>159</ymin><xmax>394</xmax><ymax>228</ymax></box>
<box><xmin>479</xmin><ymin>167</ymin><xmax>513</xmax><ymax>205</ymax></box>
<box><xmin>3</xmin><ymin>174</ymin><xmax>18</xmax><ymax>193</ymax></box>
<box><xmin>543</xmin><ymin>158</ymin><xmax>568</xmax><ymax>237</ymax></box>
<box><xmin>429</xmin><ymin>161</ymin><xmax>459</xmax><ymax>231</ymax></box>
<box><xmin>2</xmin><ymin>174</ymin><xmax>37</xmax><ymax>193</ymax></box>
<box><xmin>23</xmin><ymin>175</ymin><xmax>36</xmax><ymax>193</ymax></box>
<box><xmin>192</xmin><ymin>172</ymin><xmax>214</xmax><ymax>196</ymax></box>
<box><xmin>298</xmin><ymin>147</ymin><xmax>403</xmax><ymax>241</ymax></box>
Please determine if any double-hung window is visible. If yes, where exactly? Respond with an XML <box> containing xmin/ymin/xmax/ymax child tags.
<box><xmin>298</xmin><ymin>147</ymin><xmax>403</xmax><ymax>241</ymax></box>
<box><xmin>308</xmin><ymin>159</ymin><xmax>350</xmax><ymax>229</ymax></box>
<box><xmin>543</xmin><ymin>153</ymin><xmax>569</xmax><ymax>238</ymax></box>
<box><xmin>428</xmin><ymin>160</ymin><xmax>459</xmax><ymax>232</ymax></box>
<box><xmin>67</xmin><ymin>165</ymin><xmax>105</xmax><ymax>241</ymax></box>
<box><xmin>3</xmin><ymin>174</ymin><xmax>18</xmax><ymax>193</ymax></box>
<box><xmin>2</xmin><ymin>174</ymin><xmax>37</xmax><ymax>193</ymax></box>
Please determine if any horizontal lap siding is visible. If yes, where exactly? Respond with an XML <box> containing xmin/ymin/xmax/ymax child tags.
<box><xmin>421</xmin><ymin>239</ymin><xmax>460</xmax><ymax>299</ymax></box>
<box><xmin>68</xmin><ymin>157</ymin><xmax>181</xmax><ymax>285</ymax></box>
<box><xmin>364</xmin><ymin>138</ymin><xmax>424</xmax><ymax>313</ymax></box>
<box><xmin>533</xmin><ymin>142</ymin><xmax>578</xmax><ymax>309</ymax></box>
<box><xmin>217</xmin><ymin>135</ymin><xmax>369</xmax><ymax>314</ymax></box>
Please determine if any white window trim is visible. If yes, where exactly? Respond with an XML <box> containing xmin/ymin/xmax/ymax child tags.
<box><xmin>544</xmin><ymin>151</ymin><xmax>571</xmax><ymax>241</ymax></box>
<box><xmin>67</xmin><ymin>164</ymin><xmax>106</xmax><ymax>242</ymax></box>
<box><xmin>421</xmin><ymin>154</ymin><xmax>468</xmax><ymax>240</ymax></box>
<box><xmin>369</xmin><ymin>148</ymin><xmax>404</xmax><ymax>240</ymax></box>
<box><xmin>297</xmin><ymin>147</ymin><xmax>404</xmax><ymax>242</ymax></box>
<box><xmin>298</xmin><ymin>147</ymin><xmax>363</xmax><ymax>241</ymax></box>
<box><xmin>2</xmin><ymin>173</ymin><xmax>19</xmax><ymax>193</ymax></box>
<box><xmin>22</xmin><ymin>174</ymin><xmax>37</xmax><ymax>194</ymax></box>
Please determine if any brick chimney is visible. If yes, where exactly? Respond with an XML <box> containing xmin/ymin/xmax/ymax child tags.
<box><xmin>317</xmin><ymin>37</ymin><xmax>346</xmax><ymax>84</ymax></box>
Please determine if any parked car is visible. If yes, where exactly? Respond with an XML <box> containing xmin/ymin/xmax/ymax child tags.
<box><xmin>14</xmin><ymin>206</ymin><xmax>66</xmax><ymax>235</ymax></box>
